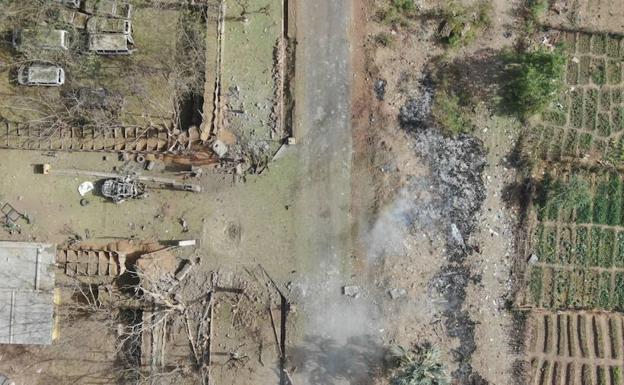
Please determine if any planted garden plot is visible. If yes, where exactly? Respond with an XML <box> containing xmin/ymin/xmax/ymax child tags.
<box><xmin>530</xmin><ymin>32</ymin><xmax>624</xmax><ymax>165</ymax></box>
<box><xmin>527</xmin><ymin>311</ymin><xmax>624</xmax><ymax>385</ymax></box>
<box><xmin>519</xmin><ymin>167</ymin><xmax>624</xmax><ymax>311</ymax></box>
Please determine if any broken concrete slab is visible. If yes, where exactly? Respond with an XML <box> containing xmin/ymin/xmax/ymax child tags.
<box><xmin>342</xmin><ymin>285</ymin><xmax>360</xmax><ymax>297</ymax></box>
<box><xmin>388</xmin><ymin>288</ymin><xmax>407</xmax><ymax>299</ymax></box>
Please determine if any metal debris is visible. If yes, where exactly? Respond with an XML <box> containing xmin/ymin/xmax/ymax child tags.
<box><xmin>102</xmin><ymin>176</ymin><xmax>146</xmax><ymax>203</ymax></box>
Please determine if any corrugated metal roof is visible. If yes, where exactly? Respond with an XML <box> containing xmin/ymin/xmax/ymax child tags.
<box><xmin>0</xmin><ymin>242</ymin><xmax>55</xmax><ymax>345</ymax></box>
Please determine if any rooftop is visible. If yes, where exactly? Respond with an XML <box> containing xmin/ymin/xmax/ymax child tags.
<box><xmin>0</xmin><ymin>241</ymin><xmax>55</xmax><ymax>345</ymax></box>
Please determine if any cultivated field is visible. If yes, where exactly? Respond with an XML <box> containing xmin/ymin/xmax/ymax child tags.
<box><xmin>527</xmin><ymin>310</ymin><xmax>624</xmax><ymax>385</ymax></box>
<box><xmin>520</xmin><ymin>14</ymin><xmax>624</xmax><ymax>385</ymax></box>
<box><xmin>528</xmin><ymin>32</ymin><xmax>624</xmax><ymax>166</ymax></box>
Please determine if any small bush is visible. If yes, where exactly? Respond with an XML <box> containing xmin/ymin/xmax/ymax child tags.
<box><xmin>503</xmin><ymin>46</ymin><xmax>567</xmax><ymax>118</ymax></box>
<box><xmin>431</xmin><ymin>89</ymin><xmax>474</xmax><ymax>136</ymax></box>
<box><xmin>374</xmin><ymin>32</ymin><xmax>395</xmax><ymax>47</ymax></box>
<box><xmin>377</xmin><ymin>0</ymin><xmax>418</xmax><ymax>28</ymax></box>
<box><xmin>527</xmin><ymin>0</ymin><xmax>548</xmax><ymax>20</ymax></box>
<box><xmin>390</xmin><ymin>344</ymin><xmax>450</xmax><ymax>385</ymax></box>
<box><xmin>435</xmin><ymin>1</ymin><xmax>492</xmax><ymax>48</ymax></box>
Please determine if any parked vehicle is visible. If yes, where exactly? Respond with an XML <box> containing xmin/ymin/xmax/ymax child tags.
<box><xmin>17</xmin><ymin>64</ymin><xmax>65</xmax><ymax>86</ymax></box>
<box><xmin>82</xmin><ymin>0</ymin><xmax>132</xmax><ymax>19</ymax></box>
<box><xmin>87</xmin><ymin>16</ymin><xmax>133</xmax><ymax>42</ymax></box>
<box><xmin>12</xmin><ymin>29</ymin><xmax>69</xmax><ymax>52</ymax></box>
<box><xmin>88</xmin><ymin>33</ymin><xmax>135</xmax><ymax>55</ymax></box>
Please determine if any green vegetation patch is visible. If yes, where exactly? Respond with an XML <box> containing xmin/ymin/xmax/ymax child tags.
<box><xmin>542</xmin><ymin>109</ymin><xmax>567</xmax><ymax>126</ymax></box>
<box><xmin>591</xmin><ymin>34</ymin><xmax>607</xmax><ymax>55</ymax></box>
<box><xmin>577</xmin><ymin>34</ymin><xmax>591</xmax><ymax>54</ymax></box>
<box><xmin>431</xmin><ymin>89</ymin><xmax>475</xmax><ymax>136</ymax></box>
<box><xmin>529</xmin><ymin>266</ymin><xmax>543</xmax><ymax>306</ymax></box>
<box><xmin>570</xmin><ymin>89</ymin><xmax>584</xmax><ymax>129</ymax></box>
<box><xmin>562</xmin><ymin>130</ymin><xmax>577</xmax><ymax>157</ymax></box>
<box><xmin>390</xmin><ymin>344</ymin><xmax>450</xmax><ymax>385</ymax></box>
<box><xmin>434</xmin><ymin>1</ymin><xmax>492</xmax><ymax>48</ymax></box>
<box><xmin>377</xmin><ymin>0</ymin><xmax>419</xmax><ymax>28</ymax></box>
<box><xmin>579</xmin><ymin>56</ymin><xmax>591</xmax><ymax>85</ymax></box>
<box><xmin>504</xmin><ymin>47</ymin><xmax>567</xmax><ymax>118</ymax></box>
<box><xmin>597</xmin><ymin>112</ymin><xmax>612</xmax><ymax>136</ymax></box>
<box><xmin>584</xmin><ymin>88</ymin><xmax>598</xmax><ymax>130</ymax></box>
<box><xmin>607</xmin><ymin>35</ymin><xmax>622</xmax><ymax>58</ymax></box>
<box><xmin>598</xmin><ymin>272</ymin><xmax>612</xmax><ymax>309</ymax></box>
<box><xmin>607</xmin><ymin>60</ymin><xmax>622</xmax><ymax>84</ymax></box>
<box><xmin>615</xmin><ymin>273</ymin><xmax>624</xmax><ymax>311</ymax></box>
<box><xmin>576</xmin><ymin>226</ymin><xmax>589</xmax><ymax>266</ymax></box>
<box><xmin>615</xmin><ymin>107</ymin><xmax>624</xmax><ymax>132</ymax></box>
<box><xmin>566</xmin><ymin>60</ymin><xmax>579</xmax><ymax>85</ymax></box>
<box><xmin>591</xmin><ymin>57</ymin><xmax>607</xmax><ymax>86</ymax></box>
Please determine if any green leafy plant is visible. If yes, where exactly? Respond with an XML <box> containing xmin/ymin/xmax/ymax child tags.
<box><xmin>377</xmin><ymin>0</ymin><xmax>418</xmax><ymax>27</ymax></box>
<box><xmin>390</xmin><ymin>344</ymin><xmax>450</xmax><ymax>385</ymax></box>
<box><xmin>503</xmin><ymin>46</ymin><xmax>567</xmax><ymax>118</ymax></box>
<box><xmin>549</xmin><ymin>176</ymin><xmax>592</xmax><ymax>212</ymax></box>
<box><xmin>374</xmin><ymin>32</ymin><xmax>395</xmax><ymax>47</ymax></box>
<box><xmin>432</xmin><ymin>88</ymin><xmax>474</xmax><ymax>136</ymax></box>
<box><xmin>527</xmin><ymin>0</ymin><xmax>548</xmax><ymax>20</ymax></box>
<box><xmin>435</xmin><ymin>1</ymin><xmax>492</xmax><ymax>48</ymax></box>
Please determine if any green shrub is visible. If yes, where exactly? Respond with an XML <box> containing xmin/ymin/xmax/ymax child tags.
<box><xmin>390</xmin><ymin>344</ymin><xmax>450</xmax><ymax>385</ymax></box>
<box><xmin>611</xmin><ymin>367</ymin><xmax>622</xmax><ymax>385</ymax></box>
<box><xmin>527</xmin><ymin>0</ymin><xmax>548</xmax><ymax>20</ymax></box>
<box><xmin>504</xmin><ymin>46</ymin><xmax>567</xmax><ymax>118</ymax></box>
<box><xmin>548</xmin><ymin>176</ymin><xmax>592</xmax><ymax>216</ymax></box>
<box><xmin>431</xmin><ymin>89</ymin><xmax>474</xmax><ymax>136</ymax></box>
<box><xmin>529</xmin><ymin>266</ymin><xmax>543</xmax><ymax>305</ymax></box>
<box><xmin>374</xmin><ymin>32</ymin><xmax>395</xmax><ymax>47</ymax></box>
<box><xmin>435</xmin><ymin>1</ymin><xmax>492</xmax><ymax>48</ymax></box>
<box><xmin>378</xmin><ymin>0</ymin><xmax>418</xmax><ymax>27</ymax></box>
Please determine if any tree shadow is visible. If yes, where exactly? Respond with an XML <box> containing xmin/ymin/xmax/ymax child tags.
<box><xmin>432</xmin><ymin>48</ymin><xmax>507</xmax><ymax>110</ymax></box>
<box><xmin>288</xmin><ymin>334</ymin><xmax>387</xmax><ymax>385</ymax></box>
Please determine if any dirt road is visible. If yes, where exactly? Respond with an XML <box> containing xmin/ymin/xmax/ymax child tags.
<box><xmin>289</xmin><ymin>1</ymin><xmax>383</xmax><ymax>384</ymax></box>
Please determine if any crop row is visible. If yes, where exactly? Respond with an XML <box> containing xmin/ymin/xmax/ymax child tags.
<box><xmin>533</xmin><ymin>225</ymin><xmax>624</xmax><ymax>268</ymax></box>
<box><xmin>541</xmin><ymin>87</ymin><xmax>624</xmax><ymax>132</ymax></box>
<box><xmin>527</xmin><ymin>265</ymin><xmax>624</xmax><ymax>310</ymax></box>
<box><xmin>565</xmin><ymin>32</ymin><xmax>624</xmax><ymax>59</ymax></box>
<box><xmin>535</xmin><ymin>172</ymin><xmax>624</xmax><ymax>226</ymax></box>
<box><xmin>533</xmin><ymin>360</ymin><xmax>624</xmax><ymax>385</ymax></box>
<box><xmin>531</xmin><ymin>312</ymin><xmax>624</xmax><ymax>359</ymax></box>
<box><xmin>567</xmin><ymin>56</ymin><xmax>623</xmax><ymax>86</ymax></box>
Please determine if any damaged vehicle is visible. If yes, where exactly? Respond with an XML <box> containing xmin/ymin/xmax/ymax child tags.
<box><xmin>101</xmin><ymin>176</ymin><xmax>146</xmax><ymax>203</ymax></box>
<box><xmin>17</xmin><ymin>64</ymin><xmax>65</xmax><ymax>86</ymax></box>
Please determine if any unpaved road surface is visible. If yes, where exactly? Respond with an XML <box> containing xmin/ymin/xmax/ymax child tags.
<box><xmin>289</xmin><ymin>1</ymin><xmax>382</xmax><ymax>384</ymax></box>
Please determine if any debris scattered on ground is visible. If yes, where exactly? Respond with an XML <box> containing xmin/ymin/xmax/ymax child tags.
<box><xmin>212</xmin><ymin>140</ymin><xmax>228</xmax><ymax>158</ymax></box>
<box><xmin>176</xmin><ymin>239</ymin><xmax>197</xmax><ymax>247</ymax></box>
<box><xmin>450</xmin><ymin>223</ymin><xmax>464</xmax><ymax>247</ymax></box>
<box><xmin>343</xmin><ymin>285</ymin><xmax>360</xmax><ymax>297</ymax></box>
<box><xmin>388</xmin><ymin>288</ymin><xmax>407</xmax><ymax>299</ymax></box>
<box><xmin>374</xmin><ymin>79</ymin><xmax>387</xmax><ymax>101</ymax></box>
<box><xmin>179</xmin><ymin>218</ymin><xmax>189</xmax><ymax>233</ymax></box>
<box><xmin>1</xmin><ymin>202</ymin><xmax>30</xmax><ymax>234</ymax></box>
<box><xmin>78</xmin><ymin>181</ymin><xmax>94</xmax><ymax>196</ymax></box>
<box><xmin>527</xmin><ymin>253</ymin><xmax>538</xmax><ymax>264</ymax></box>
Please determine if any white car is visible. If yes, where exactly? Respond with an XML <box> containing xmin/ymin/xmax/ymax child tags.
<box><xmin>17</xmin><ymin>64</ymin><xmax>65</xmax><ymax>86</ymax></box>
